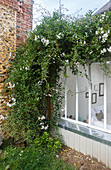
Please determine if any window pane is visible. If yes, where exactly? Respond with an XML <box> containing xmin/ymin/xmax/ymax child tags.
<box><xmin>78</xmin><ymin>65</ymin><xmax>89</xmax><ymax>123</ymax></box>
<box><xmin>91</xmin><ymin>63</ymin><xmax>104</xmax><ymax>128</ymax></box>
<box><xmin>67</xmin><ymin>67</ymin><xmax>76</xmax><ymax>120</ymax></box>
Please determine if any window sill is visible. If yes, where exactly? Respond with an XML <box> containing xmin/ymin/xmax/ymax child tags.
<box><xmin>59</xmin><ymin>118</ymin><xmax>111</xmax><ymax>146</ymax></box>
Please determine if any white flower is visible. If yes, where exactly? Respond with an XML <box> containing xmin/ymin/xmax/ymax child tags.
<box><xmin>65</xmin><ymin>60</ymin><xmax>68</xmax><ymax>63</ymax></box>
<box><xmin>101</xmin><ymin>14</ymin><xmax>105</xmax><ymax>17</ymax></box>
<box><xmin>103</xmin><ymin>33</ymin><xmax>108</xmax><ymax>38</ymax></box>
<box><xmin>21</xmin><ymin>150</ymin><xmax>23</xmax><ymax>153</ymax></box>
<box><xmin>35</xmin><ymin>35</ymin><xmax>37</xmax><ymax>41</ymax></box>
<box><xmin>41</xmin><ymin>38</ymin><xmax>49</xmax><ymax>46</ymax></box>
<box><xmin>95</xmin><ymin>31</ymin><xmax>98</xmax><ymax>35</ymax></box>
<box><xmin>101</xmin><ymin>31</ymin><xmax>104</xmax><ymax>34</ymax></box>
<box><xmin>108</xmin><ymin>46</ymin><xmax>111</xmax><ymax>52</ymax></box>
<box><xmin>40</xmin><ymin>122</ymin><xmax>44</xmax><ymax>125</ymax></box>
<box><xmin>41</xmin><ymin>116</ymin><xmax>45</xmax><ymax>120</ymax></box>
<box><xmin>61</xmin><ymin>108</ymin><xmax>65</xmax><ymax>112</ymax></box>
<box><xmin>45</xmin><ymin>125</ymin><xmax>48</xmax><ymax>130</ymax></box>
<box><xmin>83</xmin><ymin>41</ymin><xmax>86</xmax><ymax>44</ymax></box>
<box><xmin>12</xmin><ymin>98</ymin><xmax>16</xmax><ymax>102</ymax></box>
<box><xmin>57</xmin><ymin>35</ymin><xmax>60</xmax><ymax>39</ymax></box>
<box><xmin>7</xmin><ymin>102</ymin><xmax>12</xmax><ymax>107</ymax></box>
<box><xmin>9</xmin><ymin>82</ymin><xmax>15</xmax><ymax>89</ymax></box>
<box><xmin>0</xmin><ymin>115</ymin><xmax>5</xmax><ymax>120</ymax></box>
<box><xmin>89</xmin><ymin>51</ymin><xmax>93</xmax><ymax>55</ymax></box>
<box><xmin>38</xmin><ymin>117</ymin><xmax>41</xmax><ymax>120</ymax></box>
<box><xmin>25</xmin><ymin>66</ymin><xmax>29</xmax><ymax>70</ymax></box>
<box><xmin>35</xmin><ymin>35</ymin><xmax>39</xmax><ymax>41</ymax></box>
<box><xmin>45</xmin><ymin>40</ymin><xmax>49</xmax><ymax>46</ymax></box>
<box><xmin>101</xmin><ymin>33</ymin><xmax>108</xmax><ymax>43</ymax></box>
<box><xmin>56</xmin><ymin>155</ymin><xmax>59</xmax><ymax>157</ymax></box>
<box><xmin>61</xmin><ymin>52</ymin><xmax>65</xmax><ymax>56</ymax></box>
<box><xmin>102</xmin><ymin>38</ymin><xmax>107</xmax><ymax>43</ymax></box>
<box><xmin>100</xmin><ymin>19</ymin><xmax>103</xmax><ymax>22</ymax></box>
<box><xmin>19</xmin><ymin>153</ymin><xmax>22</xmax><ymax>156</ymax></box>
<box><xmin>48</xmin><ymin>94</ymin><xmax>52</xmax><ymax>97</ymax></box>
<box><xmin>108</xmin><ymin>30</ymin><xmax>110</xmax><ymax>34</ymax></box>
<box><xmin>101</xmin><ymin>48</ymin><xmax>106</xmax><ymax>54</ymax></box>
<box><xmin>57</xmin><ymin>32</ymin><xmax>64</xmax><ymax>39</ymax></box>
<box><xmin>41</xmin><ymin>125</ymin><xmax>45</xmax><ymax>130</ymax></box>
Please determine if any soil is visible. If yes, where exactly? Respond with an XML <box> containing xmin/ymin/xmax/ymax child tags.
<box><xmin>60</xmin><ymin>146</ymin><xmax>111</xmax><ymax>170</ymax></box>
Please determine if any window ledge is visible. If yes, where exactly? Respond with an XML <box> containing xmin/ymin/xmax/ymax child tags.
<box><xmin>59</xmin><ymin>118</ymin><xmax>111</xmax><ymax>146</ymax></box>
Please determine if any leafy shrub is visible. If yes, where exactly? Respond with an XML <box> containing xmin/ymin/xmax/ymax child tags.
<box><xmin>0</xmin><ymin>133</ymin><xmax>74</xmax><ymax>170</ymax></box>
<box><xmin>3</xmin><ymin>10</ymin><xmax>111</xmax><ymax>144</ymax></box>
<box><xmin>34</xmin><ymin>132</ymin><xmax>62</xmax><ymax>152</ymax></box>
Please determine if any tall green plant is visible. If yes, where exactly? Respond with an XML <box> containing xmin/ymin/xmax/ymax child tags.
<box><xmin>3</xmin><ymin>10</ymin><xmax>111</xmax><ymax>144</ymax></box>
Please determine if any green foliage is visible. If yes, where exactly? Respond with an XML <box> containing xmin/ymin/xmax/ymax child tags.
<box><xmin>34</xmin><ymin>132</ymin><xmax>62</xmax><ymax>151</ymax></box>
<box><xmin>0</xmin><ymin>133</ymin><xmax>74</xmax><ymax>170</ymax></box>
<box><xmin>3</xmin><ymin>10</ymin><xmax>111</xmax><ymax>144</ymax></box>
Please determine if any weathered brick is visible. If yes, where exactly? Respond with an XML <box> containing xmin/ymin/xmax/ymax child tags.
<box><xmin>0</xmin><ymin>0</ymin><xmax>33</xmax><ymax>131</ymax></box>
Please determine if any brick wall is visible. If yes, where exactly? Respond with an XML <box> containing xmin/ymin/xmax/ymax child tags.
<box><xmin>0</xmin><ymin>0</ymin><xmax>33</xmax><ymax>45</ymax></box>
<box><xmin>0</xmin><ymin>0</ymin><xmax>33</xmax><ymax>135</ymax></box>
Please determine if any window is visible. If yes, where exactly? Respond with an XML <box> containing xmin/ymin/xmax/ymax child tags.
<box><xmin>61</xmin><ymin>63</ymin><xmax>111</xmax><ymax>133</ymax></box>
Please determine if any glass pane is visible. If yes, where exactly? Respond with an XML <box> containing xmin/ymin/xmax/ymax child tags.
<box><xmin>67</xmin><ymin>67</ymin><xmax>76</xmax><ymax>120</ymax></box>
<box><xmin>107</xmin><ymin>64</ymin><xmax>111</xmax><ymax>130</ymax></box>
<box><xmin>78</xmin><ymin>65</ymin><xmax>89</xmax><ymax>123</ymax></box>
<box><xmin>91</xmin><ymin>63</ymin><xmax>104</xmax><ymax>128</ymax></box>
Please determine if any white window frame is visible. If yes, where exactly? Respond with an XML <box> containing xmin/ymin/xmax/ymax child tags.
<box><xmin>62</xmin><ymin>63</ymin><xmax>111</xmax><ymax>134</ymax></box>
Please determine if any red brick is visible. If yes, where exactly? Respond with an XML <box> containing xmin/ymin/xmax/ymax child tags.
<box><xmin>0</xmin><ymin>0</ymin><xmax>33</xmax><ymax>44</ymax></box>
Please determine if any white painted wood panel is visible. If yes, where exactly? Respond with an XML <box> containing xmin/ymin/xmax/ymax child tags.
<box><xmin>97</xmin><ymin>142</ymin><xmax>101</xmax><ymax>162</ymax></box>
<box><xmin>75</xmin><ymin>134</ymin><xmax>80</xmax><ymax>152</ymax></box>
<box><xmin>79</xmin><ymin>136</ymin><xmax>86</xmax><ymax>155</ymax></box>
<box><xmin>92</xmin><ymin>140</ymin><xmax>98</xmax><ymax>159</ymax></box>
<box><xmin>100</xmin><ymin>143</ymin><xmax>106</xmax><ymax>165</ymax></box>
<box><xmin>108</xmin><ymin>145</ymin><xmax>111</xmax><ymax>168</ymax></box>
<box><xmin>85</xmin><ymin>137</ymin><xmax>93</xmax><ymax>157</ymax></box>
<box><xmin>67</xmin><ymin>131</ymin><xmax>75</xmax><ymax>149</ymax></box>
<box><xmin>105</xmin><ymin>145</ymin><xmax>109</xmax><ymax>168</ymax></box>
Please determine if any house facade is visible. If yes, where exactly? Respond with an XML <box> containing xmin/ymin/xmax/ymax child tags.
<box><xmin>59</xmin><ymin>1</ymin><xmax>111</xmax><ymax>168</ymax></box>
<box><xmin>0</xmin><ymin>0</ymin><xmax>33</xmax><ymax>135</ymax></box>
